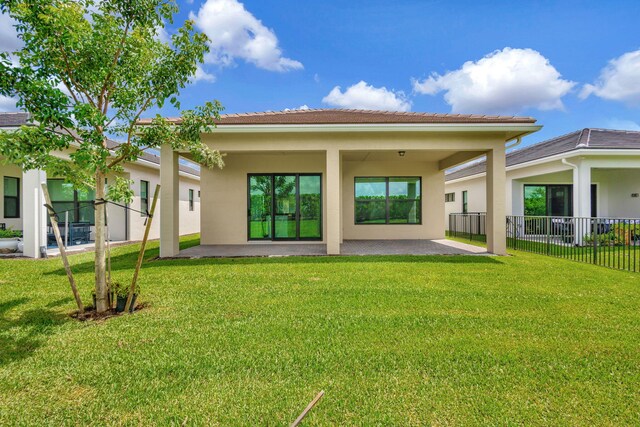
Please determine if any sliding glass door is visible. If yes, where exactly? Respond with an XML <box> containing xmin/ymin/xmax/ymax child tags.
<box><xmin>248</xmin><ymin>174</ymin><xmax>321</xmax><ymax>241</ymax></box>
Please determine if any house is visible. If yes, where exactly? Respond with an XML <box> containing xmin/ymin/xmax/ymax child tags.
<box><xmin>0</xmin><ymin>112</ymin><xmax>202</xmax><ymax>258</ymax></box>
<box><xmin>143</xmin><ymin>109</ymin><xmax>542</xmax><ymax>257</ymax></box>
<box><xmin>444</xmin><ymin>128</ymin><xmax>640</xmax><ymax>222</ymax></box>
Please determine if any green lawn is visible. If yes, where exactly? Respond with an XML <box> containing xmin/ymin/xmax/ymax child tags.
<box><xmin>1</xmin><ymin>235</ymin><xmax>639</xmax><ymax>425</ymax></box>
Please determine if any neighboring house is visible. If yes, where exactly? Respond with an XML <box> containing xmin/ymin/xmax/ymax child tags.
<box><xmin>143</xmin><ymin>109</ymin><xmax>542</xmax><ymax>256</ymax></box>
<box><xmin>0</xmin><ymin>112</ymin><xmax>202</xmax><ymax>258</ymax></box>
<box><xmin>445</xmin><ymin>128</ymin><xmax>640</xmax><ymax>222</ymax></box>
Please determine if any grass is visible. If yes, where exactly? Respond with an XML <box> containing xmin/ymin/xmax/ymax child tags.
<box><xmin>1</xmin><ymin>235</ymin><xmax>639</xmax><ymax>425</ymax></box>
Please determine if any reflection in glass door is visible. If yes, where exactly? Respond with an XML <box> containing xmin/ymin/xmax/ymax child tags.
<box><xmin>248</xmin><ymin>174</ymin><xmax>322</xmax><ymax>241</ymax></box>
<box><xmin>248</xmin><ymin>175</ymin><xmax>272</xmax><ymax>239</ymax></box>
<box><xmin>274</xmin><ymin>175</ymin><xmax>297</xmax><ymax>239</ymax></box>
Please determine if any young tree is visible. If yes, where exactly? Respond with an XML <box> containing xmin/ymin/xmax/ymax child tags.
<box><xmin>0</xmin><ymin>0</ymin><xmax>224</xmax><ymax>313</ymax></box>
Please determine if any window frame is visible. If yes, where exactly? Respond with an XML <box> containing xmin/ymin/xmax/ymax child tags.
<box><xmin>188</xmin><ymin>189</ymin><xmax>194</xmax><ymax>211</ymax></box>
<box><xmin>3</xmin><ymin>176</ymin><xmax>20</xmax><ymax>219</ymax></box>
<box><xmin>46</xmin><ymin>179</ymin><xmax>96</xmax><ymax>225</ymax></box>
<box><xmin>445</xmin><ymin>192</ymin><xmax>455</xmax><ymax>203</ymax></box>
<box><xmin>462</xmin><ymin>190</ymin><xmax>468</xmax><ymax>214</ymax></box>
<box><xmin>247</xmin><ymin>173</ymin><xmax>323</xmax><ymax>241</ymax></box>
<box><xmin>140</xmin><ymin>180</ymin><xmax>149</xmax><ymax>217</ymax></box>
<box><xmin>354</xmin><ymin>176</ymin><xmax>422</xmax><ymax>225</ymax></box>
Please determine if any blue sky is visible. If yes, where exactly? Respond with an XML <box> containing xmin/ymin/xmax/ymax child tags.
<box><xmin>2</xmin><ymin>0</ymin><xmax>640</xmax><ymax>148</ymax></box>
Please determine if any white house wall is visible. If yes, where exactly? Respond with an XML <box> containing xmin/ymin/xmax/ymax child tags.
<box><xmin>444</xmin><ymin>153</ymin><xmax>640</xmax><ymax>223</ymax></box>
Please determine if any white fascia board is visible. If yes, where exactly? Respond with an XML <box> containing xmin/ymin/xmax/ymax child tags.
<box><xmin>445</xmin><ymin>148</ymin><xmax>640</xmax><ymax>184</ymax></box>
<box><xmin>210</xmin><ymin>123</ymin><xmax>542</xmax><ymax>136</ymax></box>
<box><xmin>128</xmin><ymin>157</ymin><xmax>200</xmax><ymax>181</ymax></box>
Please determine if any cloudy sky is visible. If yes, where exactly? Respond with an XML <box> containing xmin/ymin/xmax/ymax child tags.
<box><xmin>2</xmin><ymin>0</ymin><xmax>640</xmax><ymax>146</ymax></box>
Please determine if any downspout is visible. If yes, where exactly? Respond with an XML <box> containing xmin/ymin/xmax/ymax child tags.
<box><xmin>505</xmin><ymin>136</ymin><xmax>522</xmax><ymax>151</ymax></box>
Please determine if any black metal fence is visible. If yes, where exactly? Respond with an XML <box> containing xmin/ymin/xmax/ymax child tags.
<box><xmin>447</xmin><ymin>213</ymin><xmax>640</xmax><ymax>273</ymax></box>
<box><xmin>447</xmin><ymin>212</ymin><xmax>486</xmax><ymax>242</ymax></box>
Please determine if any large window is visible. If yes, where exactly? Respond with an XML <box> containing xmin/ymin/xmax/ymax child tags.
<box><xmin>248</xmin><ymin>174</ymin><xmax>322</xmax><ymax>240</ymax></box>
<box><xmin>140</xmin><ymin>180</ymin><xmax>149</xmax><ymax>217</ymax></box>
<box><xmin>355</xmin><ymin>177</ymin><xmax>421</xmax><ymax>224</ymax></box>
<box><xmin>47</xmin><ymin>179</ymin><xmax>96</xmax><ymax>224</ymax></box>
<box><xmin>3</xmin><ymin>176</ymin><xmax>20</xmax><ymax>218</ymax></box>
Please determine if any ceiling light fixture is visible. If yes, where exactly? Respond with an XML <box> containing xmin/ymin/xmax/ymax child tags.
<box><xmin>398</xmin><ymin>151</ymin><xmax>406</xmax><ymax>157</ymax></box>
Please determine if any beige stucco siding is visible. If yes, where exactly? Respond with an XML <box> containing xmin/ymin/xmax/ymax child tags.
<box><xmin>343</xmin><ymin>160</ymin><xmax>444</xmax><ymax>240</ymax></box>
<box><xmin>200</xmin><ymin>152</ymin><xmax>326</xmax><ymax>245</ymax></box>
<box><xmin>200</xmin><ymin>154</ymin><xmax>446</xmax><ymax>244</ymax></box>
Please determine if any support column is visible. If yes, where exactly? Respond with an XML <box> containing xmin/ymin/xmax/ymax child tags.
<box><xmin>576</xmin><ymin>162</ymin><xmax>591</xmax><ymax>218</ymax></box>
<box><xmin>486</xmin><ymin>145</ymin><xmax>507</xmax><ymax>255</ymax></box>
<box><xmin>326</xmin><ymin>148</ymin><xmax>341</xmax><ymax>255</ymax></box>
<box><xmin>22</xmin><ymin>169</ymin><xmax>47</xmax><ymax>258</ymax></box>
<box><xmin>160</xmin><ymin>144</ymin><xmax>179</xmax><ymax>257</ymax></box>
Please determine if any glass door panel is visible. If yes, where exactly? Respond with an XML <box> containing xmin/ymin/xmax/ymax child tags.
<box><xmin>548</xmin><ymin>185</ymin><xmax>572</xmax><ymax>216</ymax></box>
<box><xmin>274</xmin><ymin>175</ymin><xmax>297</xmax><ymax>239</ymax></box>
<box><xmin>248</xmin><ymin>175</ymin><xmax>272</xmax><ymax>239</ymax></box>
<box><xmin>299</xmin><ymin>175</ymin><xmax>321</xmax><ymax>238</ymax></box>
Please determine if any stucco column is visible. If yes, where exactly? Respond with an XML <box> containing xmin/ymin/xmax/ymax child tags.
<box><xmin>21</xmin><ymin>169</ymin><xmax>47</xmax><ymax>258</ymax></box>
<box><xmin>160</xmin><ymin>144</ymin><xmax>179</xmax><ymax>257</ymax></box>
<box><xmin>326</xmin><ymin>148</ymin><xmax>341</xmax><ymax>255</ymax></box>
<box><xmin>576</xmin><ymin>162</ymin><xmax>591</xmax><ymax>218</ymax></box>
<box><xmin>486</xmin><ymin>145</ymin><xmax>507</xmax><ymax>255</ymax></box>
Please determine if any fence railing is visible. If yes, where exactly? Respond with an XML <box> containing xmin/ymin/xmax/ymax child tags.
<box><xmin>447</xmin><ymin>212</ymin><xmax>486</xmax><ymax>242</ymax></box>
<box><xmin>447</xmin><ymin>213</ymin><xmax>640</xmax><ymax>273</ymax></box>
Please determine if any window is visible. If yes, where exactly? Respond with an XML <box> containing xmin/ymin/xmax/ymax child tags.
<box><xmin>523</xmin><ymin>184</ymin><xmax>592</xmax><ymax>217</ymax></box>
<box><xmin>3</xmin><ymin>176</ymin><xmax>20</xmax><ymax>218</ymax></box>
<box><xmin>462</xmin><ymin>191</ymin><xmax>468</xmax><ymax>214</ymax></box>
<box><xmin>189</xmin><ymin>189</ymin><xmax>194</xmax><ymax>211</ymax></box>
<box><xmin>445</xmin><ymin>192</ymin><xmax>455</xmax><ymax>203</ymax></box>
<box><xmin>47</xmin><ymin>179</ymin><xmax>96</xmax><ymax>224</ymax></box>
<box><xmin>355</xmin><ymin>177</ymin><xmax>421</xmax><ymax>224</ymax></box>
<box><xmin>140</xmin><ymin>180</ymin><xmax>149</xmax><ymax>216</ymax></box>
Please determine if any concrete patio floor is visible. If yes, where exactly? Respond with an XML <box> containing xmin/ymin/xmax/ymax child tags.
<box><xmin>174</xmin><ymin>239</ymin><xmax>488</xmax><ymax>258</ymax></box>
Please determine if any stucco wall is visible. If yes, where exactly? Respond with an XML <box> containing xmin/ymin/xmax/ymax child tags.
<box><xmin>200</xmin><ymin>152</ymin><xmax>326</xmax><ymax>245</ymax></box>
<box><xmin>444</xmin><ymin>156</ymin><xmax>640</xmax><ymax>221</ymax></box>
<box><xmin>200</xmin><ymin>153</ymin><xmax>446</xmax><ymax>244</ymax></box>
<box><xmin>126</xmin><ymin>163</ymin><xmax>200</xmax><ymax>241</ymax></box>
<box><xmin>0</xmin><ymin>161</ymin><xmax>24</xmax><ymax>231</ymax></box>
<box><xmin>343</xmin><ymin>160</ymin><xmax>444</xmax><ymax>240</ymax></box>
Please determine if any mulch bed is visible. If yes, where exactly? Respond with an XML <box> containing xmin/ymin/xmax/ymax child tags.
<box><xmin>71</xmin><ymin>302</ymin><xmax>149</xmax><ymax>322</ymax></box>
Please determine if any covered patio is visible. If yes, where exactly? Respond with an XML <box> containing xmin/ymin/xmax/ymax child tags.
<box><xmin>174</xmin><ymin>238</ymin><xmax>487</xmax><ymax>258</ymax></box>
<box><xmin>152</xmin><ymin>110</ymin><xmax>541</xmax><ymax>258</ymax></box>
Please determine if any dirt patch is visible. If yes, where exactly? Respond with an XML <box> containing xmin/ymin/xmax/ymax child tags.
<box><xmin>70</xmin><ymin>302</ymin><xmax>150</xmax><ymax>322</ymax></box>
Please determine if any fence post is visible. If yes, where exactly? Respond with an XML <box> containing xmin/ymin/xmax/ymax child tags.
<box><xmin>546</xmin><ymin>217</ymin><xmax>551</xmax><ymax>255</ymax></box>
<box><xmin>593</xmin><ymin>218</ymin><xmax>598</xmax><ymax>265</ymax></box>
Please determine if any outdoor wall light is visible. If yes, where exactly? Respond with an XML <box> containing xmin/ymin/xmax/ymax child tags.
<box><xmin>398</xmin><ymin>151</ymin><xmax>406</xmax><ymax>157</ymax></box>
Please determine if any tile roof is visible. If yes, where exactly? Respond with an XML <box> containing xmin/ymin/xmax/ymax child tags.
<box><xmin>445</xmin><ymin>128</ymin><xmax>640</xmax><ymax>181</ymax></box>
<box><xmin>0</xmin><ymin>113</ymin><xmax>199</xmax><ymax>177</ymax></box>
<box><xmin>0</xmin><ymin>112</ymin><xmax>31</xmax><ymax>127</ymax></box>
<box><xmin>136</xmin><ymin>108</ymin><xmax>537</xmax><ymax>126</ymax></box>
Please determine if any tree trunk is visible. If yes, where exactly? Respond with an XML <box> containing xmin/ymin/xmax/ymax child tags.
<box><xmin>94</xmin><ymin>171</ymin><xmax>108</xmax><ymax>313</ymax></box>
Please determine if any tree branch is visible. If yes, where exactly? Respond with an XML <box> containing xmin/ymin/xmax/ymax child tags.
<box><xmin>100</xmin><ymin>19</ymin><xmax>132</xmax><ymax>115</ymax></box>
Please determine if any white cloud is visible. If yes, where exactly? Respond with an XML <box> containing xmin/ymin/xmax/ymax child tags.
<box><xmin>192</xmin><ymin>65</ymin><xmax>216</xmax><ymax>83</ymax></box>
<box><xmin>190</xmin><ymin>0</ymin><xmax>303</xmax><ymax>72</ymax></box>
<box><xmin>580</xmin><ymin>49</ymin><xmax>640</xmax><ymax>104</ymax></box>
<box><xmin>413</xmin><ymin>47</ymin><xmax>575</xmax><ymax>114</ymax></box>
<box><xmin>322</xmin><ymin>81</ymin><xmax>411</xmax><ymax>112</ymax></box>
<box><xmin>0</xmin><ymin>13</ymin><xmax>22</xmax><ymax>52</ymax></box>
<box><xmin>283</xmin><ymin>105</ymin><xmax>309</xmax><ymax>111</ymax></box>
<box><xmin>605</xmin><ymin>118</ymin><xmax>640</xmax><ymax>131</ymax></box>
<box><xmin>0</xmin><ymin>95</ymin><xmax>18</xmax><ymax>112</ymax></box>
